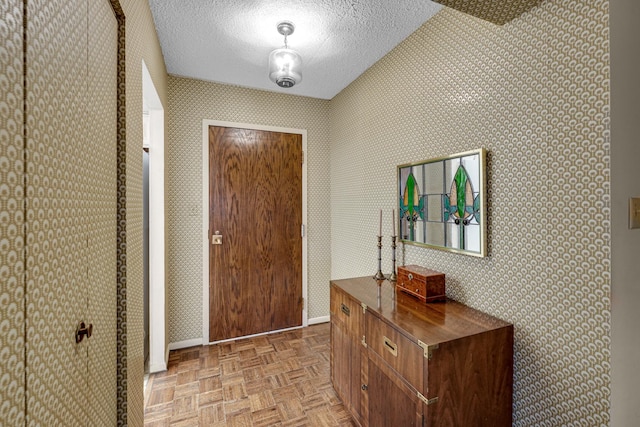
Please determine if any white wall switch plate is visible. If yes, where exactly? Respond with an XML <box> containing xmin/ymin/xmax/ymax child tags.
<box><xmin>630</xmin><ymin>198</ymin><xmax>640</xmax><ymax>229</ymax></box>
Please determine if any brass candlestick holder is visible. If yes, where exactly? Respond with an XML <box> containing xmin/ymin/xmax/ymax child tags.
<box><xmin>389</xmin><ymin>235</ymin><xmax>397</xmax><ymax>282</ymax></box>
<box><xmin>373</xmin><ymin>235</ymin><xmax>385</xmax><ymax>280</ymax></box>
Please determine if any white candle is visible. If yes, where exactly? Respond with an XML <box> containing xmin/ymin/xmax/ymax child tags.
<box><xmin>392</xmin><ymin>208</ymin><xmax>395</xmax><ymax>235</ymax></box>
<box><xmin>379</xmin><ymin>209</ymin><xmax>382</xmax><ymax>236</ymax></box>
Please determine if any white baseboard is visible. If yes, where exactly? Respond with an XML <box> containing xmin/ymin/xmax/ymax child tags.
<box><xmin>149</xmin><ymin>348</ymin><xmax>168</xmax><ymax>373</ymax></box>
<box><xmin>308</xmin><ymin>315</ymin><xmax>330</xmax><ymax>325</ymax></box>
<box><xmin>168</xmin><ymin>338</ymin><xmax>203</xmax><ymax>351</ymax></box>
<box><xmin>149</xmin><ymin>362</ymin><xmax>166</xmax><ymax>373</ymax></box>
<box><xmin>170</xmin><ymin>320</ymin><xmax>330</xmax><ymax>353</ymax></box>
<box><xmin>206</xmin><ymin>325</ymin><xmax>303</xmax><ymax>346</ymax></box>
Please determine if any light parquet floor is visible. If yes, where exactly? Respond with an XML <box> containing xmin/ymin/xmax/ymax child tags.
<box><xmin>144</xmin><ymin>322</ymin><xmax>356</xmax><ymax>426</ymax></box>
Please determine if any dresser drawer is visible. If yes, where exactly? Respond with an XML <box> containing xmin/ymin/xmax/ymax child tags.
<box><xmin>365</xmin><ymin>312</ymin><xmax>423</xmax><ymax>393</ymax></box>
<box><xmin>330</xmin><ymin>284</ymin><xmax>363</xmax><ymax>336</ymax></box>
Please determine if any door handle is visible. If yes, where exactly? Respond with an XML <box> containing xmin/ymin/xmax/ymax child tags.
<box><xmin>211</xmin><ymin>230</ymin><xmax>223</xmax><ymax>245</ymax></box>
<box><xmin>341</xmin><ymin>303</ymin><xmax>350</xmax><ymax>316</ymax></box>
<box><xmin>76</xmin><ymin>322</ymin><xmax>93</xmax><ymax>343</ymax></box>
<box><xmin>383</xmin><ymin>336</ymin><xmax>398</xmax><ymax>357</ymax></box>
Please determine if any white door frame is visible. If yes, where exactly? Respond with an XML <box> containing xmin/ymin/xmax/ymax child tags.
<box><xmin>143</xmin><ymin>61</ymin><xmax>167</xmax><ymax>372</ymax></box>
<box><xmin>202</xmin><ymin>120</ymin><xmax>308</xmax><ymax>345</ymax></box>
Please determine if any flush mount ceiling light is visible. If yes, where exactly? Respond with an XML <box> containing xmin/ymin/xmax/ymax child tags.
<box><xmin>268</xmin><ymin>21</ymin><xmax>302</xmax><ymax>88</ymax></box>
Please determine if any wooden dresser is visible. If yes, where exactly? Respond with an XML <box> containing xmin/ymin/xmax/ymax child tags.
<box><xmin>330</xmin><ymin>276</ymin><xmax>513</xmax><ymax>427</ymax></box>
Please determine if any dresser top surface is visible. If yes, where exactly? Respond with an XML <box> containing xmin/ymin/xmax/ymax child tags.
<box><xmin>331</xmin><ymin>276</ymin><xmax>512</xmax><ymax>346</ymax></box>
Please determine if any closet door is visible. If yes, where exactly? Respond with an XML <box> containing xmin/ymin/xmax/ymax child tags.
<box><xmin>0</xmin><ymin>1</ymin><xmax>25</xmax><ymax>425</ymax></box>
<box><xmin>25</xmin><ymin>0</ymin><xmax>118</xmax><ymax>424</ymax></box>
<box><xmin>87</xmin><ymin>0</ymin><xmax>118</xmax><ymax>425</ymax></box>
<box><xmin>25</xmin><ymin>0</ymin><xmax>89</xmax><ymax>423</ymax></box>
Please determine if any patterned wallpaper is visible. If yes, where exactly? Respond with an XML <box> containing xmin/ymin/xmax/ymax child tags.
<box><xmin>23</xmin><ymin>0</ymin><xmax>118</xmax><ymax>424</ymax></box>
<box><xmin>330</xmin><ymin>0</ymin><xmax>610</xmax><ymax>425</ymax></box>
<box><xmin>87</xmin><ymin>2</ymin><xmax>119</xmax><ymax>424</ymax></box>
<box><xmin>434</xmin><ymin>0</ymin><xmax>544</xmax><ymax>25</ymax></box>
<box><xmin>167</xmin><ymin>77</ymin><xmax>332</xmax><ymax>343</ymax></box>
<box><xmin>118</xmin><ymin>1</ymin><xmax>168</xmax><ymax>425</ymax></box>
<box><xmin>0</xmin><ymin>1</ymin><xmax>24</xmax><ymax>425</ymax></box>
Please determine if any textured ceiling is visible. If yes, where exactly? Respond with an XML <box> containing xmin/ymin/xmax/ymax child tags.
<box><xmin>149</xmin><ymin>0</ymin><xmax>444</xmax><ymax>100</ymax></box>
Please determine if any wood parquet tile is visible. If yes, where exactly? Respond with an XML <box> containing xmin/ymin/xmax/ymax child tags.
<box><xmin>144</xmin><ymin>323</ymin><xmax>356</xmax><ymax>426</ymax></box>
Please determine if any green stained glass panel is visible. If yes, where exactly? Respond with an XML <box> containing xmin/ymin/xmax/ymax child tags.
<box><xmin>397</xmin><ymin>149</ymin><xmax>486</xmax><ymax>257</ymax></box>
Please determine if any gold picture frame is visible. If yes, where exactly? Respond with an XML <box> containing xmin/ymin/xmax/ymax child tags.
<box><xmin>397</xmin><ymin>148</ymin><xmax>486</xmax><ymax>257</ymax></box>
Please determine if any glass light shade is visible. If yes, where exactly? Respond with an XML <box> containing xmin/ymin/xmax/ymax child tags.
<box><xmin>268</xmin><ymin>48</ymin><xmax>302</xmax><ymax>88</ymax></box>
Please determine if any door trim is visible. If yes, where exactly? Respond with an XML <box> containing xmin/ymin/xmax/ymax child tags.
<box><xmin>201</xmin><ymin>120</ymin><xmax>308</xmax><ymax>345</ymax></box>
<box><xmin>143</xmin><ymin>60</ymin><xmax>167</xmax><ymax>373</ymax></box>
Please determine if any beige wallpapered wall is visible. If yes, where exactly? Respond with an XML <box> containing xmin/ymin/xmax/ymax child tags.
<box><xmin>330</xmin><ymin>0</ymin><xmax>610</xmax><ymax>426</ymax></box>
<box><xmin>118</xmin><ymin>1</ymin><xmax>167</xmax><ymax>424</ymax></box>
<box><xmin>433</xmin><ymin>0</ymin><xmax>543</xmax><ymax>24</ymax></box>
<box><xmin>167</xmin><ymin>77</ymin><xmax>331</xmax><ymax>343</ymax></box>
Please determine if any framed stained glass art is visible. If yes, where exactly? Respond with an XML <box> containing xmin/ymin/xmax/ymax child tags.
<box><xmin>397</xmin><ymin>148</ymin><xmax>486</xmax><ymax>257</ymax></box>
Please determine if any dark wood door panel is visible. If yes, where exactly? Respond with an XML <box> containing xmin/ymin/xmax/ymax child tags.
<box><xmin>367</xmin><ymin>349</ymin><xmax>423</xmax><ymax>427</ymax></box>
<box><xmin>425</xmin><ymin>328</ymin><xmax>514</xmax><ymax>427</ymax></box>
<box><xmin>209</xmin><ymin>126</ymin><xmax>302</xmax><ymax>342</ymax></box>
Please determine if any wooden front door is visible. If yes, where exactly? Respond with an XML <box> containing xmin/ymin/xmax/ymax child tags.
<box><xmin>208</xmin><ymin>126</ymin><xmax>303</xmax><ymax>342</ymax></box>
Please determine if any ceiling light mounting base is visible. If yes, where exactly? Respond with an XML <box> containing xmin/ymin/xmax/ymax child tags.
<box><xmin>275</xmin><ymin>77</ymin><xmax>295</xmax><ymax>88</ymax></box>
<box><xmin>277</xmin><ymin>21</ymin><xmax>295</xmax><ymax>37</ymax></box>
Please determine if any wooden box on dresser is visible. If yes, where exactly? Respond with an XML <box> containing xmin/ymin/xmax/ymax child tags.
<box><xmin>330</xmin><ymin>276</ymin><xmax>513</xmax><ymax>427</ymax></box>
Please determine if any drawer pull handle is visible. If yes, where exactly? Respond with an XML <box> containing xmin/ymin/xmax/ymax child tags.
<box><xmin>383</xmin><ymin>336</ymin><xmax>398</xmax><ymax>357</ymax></box>
<box><xmin>408</xmin><ymin>273</ymin><xmax>413</xmax><ymax>280</ymax></box>
<box><xmin>341</xmin><ymin>303</ymin><xmax>350</xmax><ymax>316</ymax></box>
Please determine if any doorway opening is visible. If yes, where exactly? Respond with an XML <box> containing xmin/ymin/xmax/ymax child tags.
<box><xmin>143</xmin><ymin>61</ymin><xmax>167</xmax><ymax>374</ymax></box>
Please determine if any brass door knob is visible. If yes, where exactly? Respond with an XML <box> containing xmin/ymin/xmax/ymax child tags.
<box><xmin>211</xmin><ymin>230</ymin><xmax>223</xmax><ymax>245</ymax></box>
<box><xmin>76</xmin><ymin>322</ymin><xmax>93</xmax><ymax>343</ymax></box>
